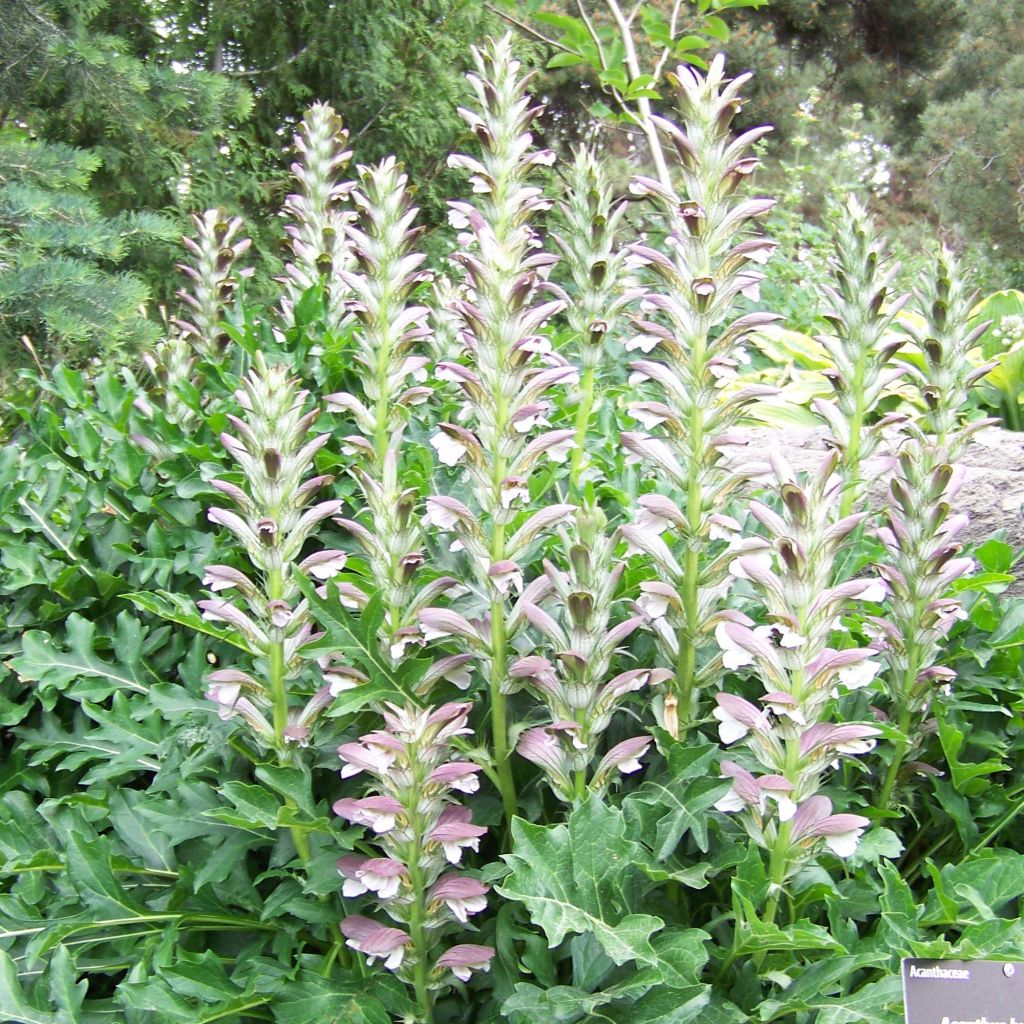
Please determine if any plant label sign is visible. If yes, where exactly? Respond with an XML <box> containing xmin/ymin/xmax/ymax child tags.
<box><xmin>902</xmin><ymin>959</ymin><xmax>1024</xmax><ymax>1024</ymax></box>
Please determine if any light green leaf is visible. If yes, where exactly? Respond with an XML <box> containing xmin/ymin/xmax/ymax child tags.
<box><xmin>271</xmin><ymin>972</ymin><xmax>392</xmax><ymax>1024</ymax></box>
<box><xmin>624</xmin><ymin>741</ymin><xmax>727</xmax><ymax>857</ymax></box>
<box><xmin>9</xmin><ymin>614</ymin><xmax>150</xmax><ymax>699</ymax></box>
<box><xmin>0</xmin><ymin>949</ymin><xmax>54</xmax><ymax>1024</ymax></box>
<box><xmin>497</xmin><ymin>797</ymin><xmax>663</xmax><ymax>966</ymax></box>
<box><xmin>123</xmin><ymin>590</ymin><xmax>253</xmax><ymax>653</ymax></box>
<box><xmin>547</xmin><ymin>51</ymin><xmax>585</xmax><ymax>69</ymax></box>
<box><xmin>295</xmin><ymin>579</ymin><xmax>406</xmax><ymax>698</ymax></box>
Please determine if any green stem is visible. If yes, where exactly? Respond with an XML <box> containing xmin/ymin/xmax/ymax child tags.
<box><xmin>965</xmin><ymin>794</ymin><xmax>1024</xmax><ymax>858</ymax></box>
<box><xmin>839</xmin><ymin>362</ymin><xmax>866</xmax><ymax>519</ymax></box>
<box><xmin>569</xmin><ymin>363</ymin><xmax>597</xmax><ymax>494</ymax></box>
<box><xmin>674</xmin><ymin>337</ymin><xmax>706</xmax><ymax>739</ymax></box>
<box><xmin>877</xmin><ymin>705</ymin><xmax>913</xmax><ymax>813</ymax></box>
<box><xmin>266</xmin><ymin>567</ymin><xmax>312</xmax><ymax>863</ymax></box>
<box><xmin>761</xmin><ymin>820</ymin><xmax>793</xmax><ymax>933</ymax></box>
<box><xmin>489</xmin><ymin>589</ymin><xmax>518</xmax><ymax>825</ymax></box>
<box><xmin>407</xmin><ymin>780</ymin><xmax>435</xmax><ymax>1024</ymax></box>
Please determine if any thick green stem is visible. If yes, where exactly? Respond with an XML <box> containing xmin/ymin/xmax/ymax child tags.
<box><xmin>489</xmin><ymin>586</ymin><xmax>518</xmax><ymax>825</ymax></box>
<box><xmin>407</xmin><ymin>822</ymin><xmax>435</xmax><ymax>1024</ymax></box>
<box><xmin>266</xmin><ymin>567</ymin><xmax>312</xmax><ymax>863</ymax></box>
<box><xmin>674</xmin><ymin>337</ymin><xmax>707</xmax><ymax>739</ymax></box>
<box><xmin>762</xmin><ymin>820</ymin><xmax>793</xmax><ymax>929</ymax></box>
<box><xmin>570</xmin><ymin>364</ymin><xmax>597</xmax><ymax>494</ymax></box>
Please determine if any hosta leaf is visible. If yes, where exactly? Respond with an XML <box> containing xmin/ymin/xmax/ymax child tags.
<box><xmin>970</xmin><ymin>289</ymin><xmax>1024</xmax><ymax>357</ymax></box>
<box><xmin>497</xmin><ymin>797</ymin><xmax>663</xmax><ymax>966</ymax></box>
<box><xmin>624</xmin><ymin>740</ymin><xmax>727</xmax><ymax>858</ymax></box>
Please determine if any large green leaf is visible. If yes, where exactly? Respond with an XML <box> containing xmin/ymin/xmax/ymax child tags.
<box><xmin>0</xmin><ymin>949</ymin><xmax>55</xmax><ymax>1024</ymax></box>
<box><xmin>497</xmin><ymin>797</ymin><xmax>663</xmax><ymax>967</ymax></box>
<box><xmin>624</xmin><ymin>741</ymin><xmax>728</xmax><ymax>858</ymax></box>
<box><xmin>123</xmin><ymin>590</ymin><xmax>253</xmax><ymax>653</ymax></box>
<box><xmin>294</xmin><ymin>578</ymin><xmax>411</xmax><ymax>697</ymax></box>
<box><xmin>9</xmin><ymin>613</ymin><xmax>152</xmax><ymax>702</ymax></box>
<box><xmin>271</xmin><ymin>972</ymin><xmax>392</xmax><ymax>1024</ymax></box>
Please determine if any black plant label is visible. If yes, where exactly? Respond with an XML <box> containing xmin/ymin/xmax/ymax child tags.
<box><xmin>902</xmin><ymin>959</ymin><xmax>1024</xmax><ymax>1024</ymax></box>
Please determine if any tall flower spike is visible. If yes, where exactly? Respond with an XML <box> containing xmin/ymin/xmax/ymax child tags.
<box><xmin>813</xmin><ymin>197</ymin><xmax>909</xmax><ymax>516</ymax></box>
<box><xmin>420</xmin><ymin>36</ymin><xmax>576</xmax><ymax>820</ymax></box>
<box><xmin>512</xmin><ymin>505</ymin><xmax>668</xmax><ymax>802</ymax></box>
<box><xmin>141</xmin><ymin>309</ymin><xmax>196</xmax><ymax>428</ymax></box>
<box><xmin>335</xmin><ymin>702</ymin><xmax>494</xmax><ymax>1020</ymax></box>
<box><xmin>279</xmin><ymin>102</ymin><xmax>356</xmax><ymax>334</ymax></box>
<box><xmin>621</xmin><ymin>55</ymin><xmax>779</xmax><ymax>736</ymax></box>
<box><xmin>200</xmin><ymin>354</ymin><xmax>344</xmax><ymax>765</ymax></box>
<box><xmin>323</xmin><ymin>158</ymin><xmax>458</xmax><ymax>675</ymax></box>
<box><xmin>871</xmin><ymin>445</ymin><xmax>972</xmax><ymax>808</ymax></box>
<box><xmin>902</xmin><ymin>246</ymin><xmax>996</xmax><ymax>457</ymax></box>
<box><xmin>869</xmin><ymin>248</ymin><xmax>989</xmax><ymax>807</ymax></box>
<box><xmin>711</xmin><ymin>453</ymin><xmax>882</xmax><ymax>922</ymax></box>
<box><xmin>551</xmin><ymin>149</ymin><xmax>637</xmax><ymax>490</ymax></box>
<box><xmin>174</xmin><ymin>208</ymin><xmax>252</xmax><ymax>360</ymax></box>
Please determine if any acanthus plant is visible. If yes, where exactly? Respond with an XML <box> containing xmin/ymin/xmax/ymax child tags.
<box><xmin>513</xmin><ymin>504</ymin><xmax>671</xmax><ymax>802</ymax></box>
<box><xmin>712</xmin><ymin>452</ymin><xmax>884</xmax><ymax>928</ymax></box>
<box><xmin>871</xmin><ymin>248</ymin><xmax>993</xmax><ymax>807</ymax></box>
<box><xmin>335</xmin><ymin>702</ymin><xmax>494</xmax><ymax>1022</ymax></box>
<box><xmin>417</xmin><ymin>36</ymin><xmax>578</xmax><ymax>822</ymax></box>
<box><xmin>323</xmin><ymin>155</ymin><xmax>462</xmax><ymax>670</ymax></box>
<box><xmin>550</xmin><ymin>148</ymin><xmax>636</xmax><ymax>491</ymax></box>
<box><xmin>9</xmin><ymin>20</ymin><xmax>1023</xmax><ymax>1024</ymax></box>
<box><xmin>173</xmin><ymin>207</ymin><xmax>253</xmax><ymax>361</ymax></box>
<box><xmin>138</xmin><ymin>210</ymin><xmax>252</xmax><ymax>431</ymax></box>
<box><xmin>814</xmin><ymin>197</ymin><xmax>908</xmax><ymax>517</ymax></box>
<box><xmin>199</xmin><ymin>355</ymin><xmax>346</xmax><ymax>855</ymax></box>
<box><xmin>618</xmin><ymin>55</ymin><xmax>779</xmax><ymax>736</ymax></box>
<box><xmin>311</xmin><ymin>152</ymin><xmax>496</xmax><ymax>1022</ymax></box>
<box><xmin>278</xmin><ymin>101</ymin><xmax>356</xmax><ymax>336</ymax></box>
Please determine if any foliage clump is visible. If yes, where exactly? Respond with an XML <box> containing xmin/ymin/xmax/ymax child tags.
<box><xmin>1</xmin><ymin>11</ymin><xmax>1023</xmax><ymax>1024</ymax></box>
